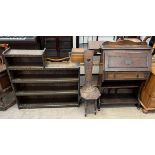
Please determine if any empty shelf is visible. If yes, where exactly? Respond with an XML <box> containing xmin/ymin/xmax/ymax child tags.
<box><xmin>102</xmin><ymin>85</ymin><xmax>139</xmax><ymax>89</ymax></box>
<box><xmin>4</xmin><ymin>49</ymin><xmax>44</xmax><ymax>56</ymax></box>
<box><xmin>100</xmin><ymin>93</ymin><xmax>138</xmax><ymax>105</ymax></box>
<box><xmin>18</xmin><ymin>102</ymin><xmax>79</xmax><ymax>109</ymax></box>
<box><xmin>12</xmin><ymin>78</ymin><xmax>79</xmax><ymax>83</ymax></box>
<box><xmin>102</xmin><ymin>81</ymin><xmax>142</xmax><ymax>89</ymax></box>
<box><xmin>16</xmin><ymin>90</ymin><xmax>78</xmax><ymax>96</ymax></box>
<box><xmin>8</xmin><ymin>66</ymin><xmax>44</xmax><ymax>70</ymax></box>
<box><xmin>45</xmin><ymin>62</ymin><xmax>79</xmax><ymax>69</ymax></box>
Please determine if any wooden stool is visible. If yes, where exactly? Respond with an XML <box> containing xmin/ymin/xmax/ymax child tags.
<box><xmin>80</xmin><ymin>50</ymin><xmax>101</xmax><ymax>117</ymax></box>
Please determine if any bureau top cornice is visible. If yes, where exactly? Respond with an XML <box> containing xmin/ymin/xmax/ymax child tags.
<box><xmin>88</xmin><ymin>40</ymin><xmax>152</xmax><ymax>50</ymax></box>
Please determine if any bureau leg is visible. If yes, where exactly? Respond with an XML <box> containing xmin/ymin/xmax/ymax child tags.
<box><xmin>142</xmin><ymin>108</ymin><xmax>148</xmax><ymax>114</ymax></box>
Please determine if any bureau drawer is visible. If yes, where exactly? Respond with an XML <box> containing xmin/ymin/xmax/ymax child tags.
<box><xmin>104</xmin><ymin>72</ymin><xmax>149</xmax><ymax>80</ymax></box>
<box><xmin>104</xmin><ymin>50</ymin><xmax>151</xmax><ymax>71</ymax></box>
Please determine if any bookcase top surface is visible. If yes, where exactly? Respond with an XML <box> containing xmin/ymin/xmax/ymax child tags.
<box><xmin>46</xmin><ymin>62</ymin><xmax>79</xmax><ymax>69</ymax></box>
<box><xmin>4</xmin><ymin>49</ymin><xmax>44</xmax><ymax>56</ymax></box>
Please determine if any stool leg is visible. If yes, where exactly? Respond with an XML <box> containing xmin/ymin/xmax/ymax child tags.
<box><xmin>94</xmin><ymin>100</ymin><xmax>97</xmax><ymax>115</ymax></box>
<box><xmin>85</xmin><ymin>100</ymin><xmax>87</xmax><ymax>117</ymax></box>
<box><xmin>97</xmin><ymin>98</ymin><xmax>101</xmax><ymax>111</ymax></box>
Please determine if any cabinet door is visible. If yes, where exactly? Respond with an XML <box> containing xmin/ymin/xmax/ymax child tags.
<box><xmin>59</xmin><ymin>36</ymin><xmax>73</xmax><ymax>57</ymax></box>
<box><xmin>104</xmin><ymin>50</ymin><xmax>151</xmax><ymax>71</ymax></box>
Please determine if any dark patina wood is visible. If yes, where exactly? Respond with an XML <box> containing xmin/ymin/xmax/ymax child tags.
<box><xmin>0</xmin><ymin>47</ymin><xmax>16</xmax><ymax>110</ymax></box>
<box><xmin>3</xmin><ymin>48</ymin><xmax>80</xmax><ymax>109</ymax></box>
<box><xmin>88</xmin><ymin>40</ymin><xmax>152</xmax><ymax>108</ymax></box>
<box><xmin>80</xmin><ymin>50</ymin><xmax>101</xmax><ymax>116</ymax></box>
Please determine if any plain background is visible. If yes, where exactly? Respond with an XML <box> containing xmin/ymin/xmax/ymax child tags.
<box><xmin>0</xmin><ymin>0</ymin><xmax>155</xmax><ymax>155</ymax></box>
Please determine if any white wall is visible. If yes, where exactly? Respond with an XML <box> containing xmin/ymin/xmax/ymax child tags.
<box><xmin>73</xmin><ymin>36</ymin><xmax>76</xmax><ymax>48</ymax></box>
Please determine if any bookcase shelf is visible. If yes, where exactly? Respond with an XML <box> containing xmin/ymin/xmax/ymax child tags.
<box><xmin>12</xmin><ymin>78</ymin><xmax>79</xmax><ymax>83</ymax></box>
<box><xmin>3</xmin><ymin>48</ymin><xmax>80</xmax><ymax>109</ymax></box>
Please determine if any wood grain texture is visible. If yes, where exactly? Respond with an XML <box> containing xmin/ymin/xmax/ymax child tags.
<box><xmin>104</xmin><ymin>50</ymin><xmax>151</xmax><ymax>72</ymax></box>
<box><xmin>140</xmin><ymin>73</ymin><xmax>155</xmax><ymax>110</ymax></box>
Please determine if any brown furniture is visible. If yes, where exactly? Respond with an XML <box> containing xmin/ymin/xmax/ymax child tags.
<box><xmin>88</xmin><ymin>40</ymin><xmax>152</xmax><ymax>108</ymax></box>
<box><xmin>0</xmin><ymin>45</ymin><xmax>10</xmax><ymax>91</ymax></box>
<box><xmin>3</xmin><ymin>48</ymin><xmax>80</xmax><ymax>109</ymax></box>
<box><xmin>70</xmin><ymin>48</ymin><xmax>84</xmax><ymax>63</ymax></box>
<box><xmin>0</xmin><ymin>36</ymin><xmax>41</xmax><ymax>49</ymax></box>
<box><xmin>42</xmin><ymin>36</ymin><xmax>73</xmax><ymax>58</ymax></box>
<box><xmin>0</xmin><ymin>46</ymin><xmax>16</xmax><ymax>110</ymax></box>
<box><xmin>80</xmin><ymin>50</ymin><xmax>100</xmax><ymax>116</ymax></box>
<box><xmin>139</xmin><ymin>63</ymin><xmax>155</xmax><ymax>113</ymax></box>
<box><xmin>0</xmin><ymin>65</ymin><xmax>10</xmax><ymax>91</ymax></box>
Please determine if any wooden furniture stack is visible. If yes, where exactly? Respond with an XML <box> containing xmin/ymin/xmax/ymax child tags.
<box><xmin>88</xmin><ymin>40</ymin><xmax>152</xmax><ymax>108</ymax></box>
<box><xmin>3</xmin><ymin>48</ymin><xmax>80</xmax><ymax>109</ymax></box>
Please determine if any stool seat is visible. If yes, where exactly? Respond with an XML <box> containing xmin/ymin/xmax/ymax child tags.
<box><xmin>80</xmin><ymin>86</ymin><xmax>101</xmax><ymax>100</ymax></box>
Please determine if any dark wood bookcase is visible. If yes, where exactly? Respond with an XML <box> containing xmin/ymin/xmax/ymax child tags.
<box><xmin>3</xmin><ymin>48</ymin><xmax>80</xmax><ymax>109</ymax></box>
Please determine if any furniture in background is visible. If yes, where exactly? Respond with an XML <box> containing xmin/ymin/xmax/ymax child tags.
<box><xmin>3</xmin><ymin>48</ymin><xmax>80</xmax><ymax>109</ymax></box>
<box><xmin>88</xmin><ymin>40</ymin><xmax>152</xmax><ymax>108</ymax></box>
<box><xmin>0</xmin><ymin>36</ymin><xmax>74</xmax><ymax>56</ymax></box>
<box><xmin>0</xmin><ymin>36</ymin><xmax>41</xmax><ymax>49</ymax></box>
<box><xmin>139</xmin><ymin>62</ymin><xmax>155</xmax><ymax>113</ymax></box>
<box><xmin>0</xmin><ymin>44</ymin><xmax>15</xmax><ymax>110</ymax></box>
<box><xmin>41</xmin><ymin>36</ymin><xmax>73</xmax><ymax>58</ymax></box>
<box><xmin>76</xmin><ymin>36</ymin><xmax>115</xmax><ymax>49</ymax></box>
<box><xmin>70</xmin><ymin>48</ymin><xmax>84</xmax><ymax>63</ymax></box>
<box><xmin>116</xmin><ymin>36</ymin><xmax>142</xmax><ymax>42</ymax></box>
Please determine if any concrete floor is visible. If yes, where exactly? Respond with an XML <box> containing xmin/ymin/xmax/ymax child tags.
<box><xmin>1</xmin><ymin>104</ymin><xmax>155</xmax><ymax>119</ymax></box>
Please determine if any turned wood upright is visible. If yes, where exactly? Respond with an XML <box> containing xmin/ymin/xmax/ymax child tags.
<box><xmin>80</xmin><ymin>50</ymin><xmax>101</xmax><ymax>116</ymax></box>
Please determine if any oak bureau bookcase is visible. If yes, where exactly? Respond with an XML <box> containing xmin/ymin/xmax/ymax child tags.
<box><xmin>88</xmin><ymin>40</ymin><xmax>152</xmax><ymax>108</ymax></box>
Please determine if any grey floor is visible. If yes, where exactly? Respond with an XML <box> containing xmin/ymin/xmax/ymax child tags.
<box><xmin>1</xmin><ymin>103</ymin><xmax>155</xmax><ymax>119</ymax></box>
